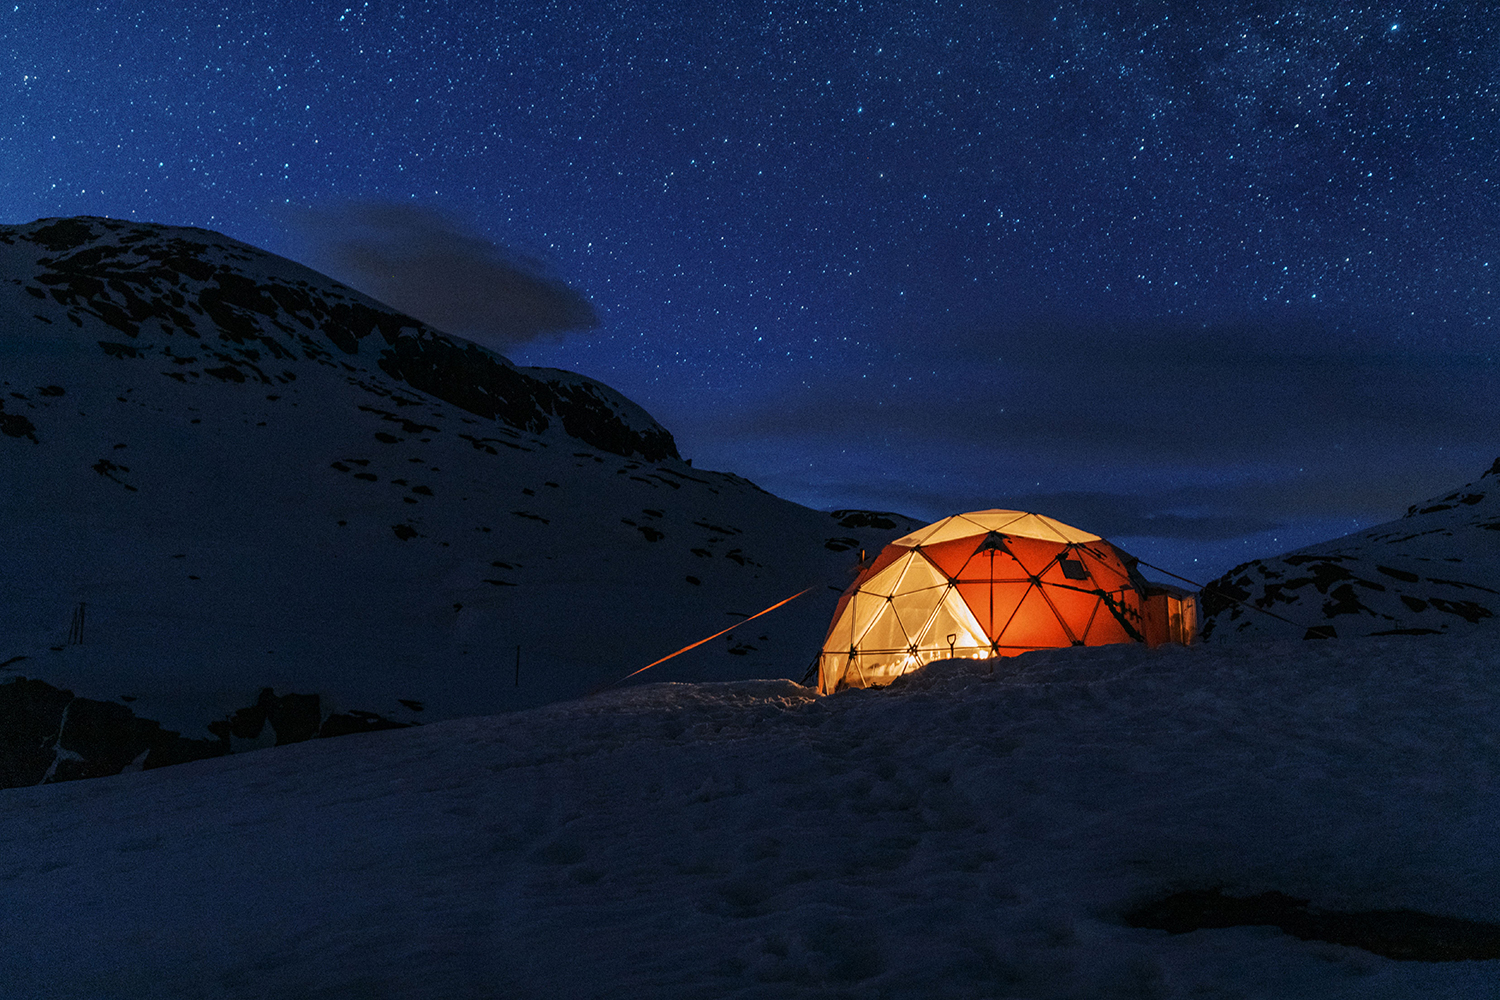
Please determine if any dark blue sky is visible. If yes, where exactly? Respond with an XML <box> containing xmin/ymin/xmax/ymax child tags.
<box><xmin>4</xmin><ymin>2</ymin><xmax>1497</xmax><ymax>578</ymax></box>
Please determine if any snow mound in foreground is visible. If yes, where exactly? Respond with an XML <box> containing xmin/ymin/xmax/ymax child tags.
<box><xmin>3</xmin><ymin>635</ymin><xmax>1499</xmax><ymax>998</ymax></box>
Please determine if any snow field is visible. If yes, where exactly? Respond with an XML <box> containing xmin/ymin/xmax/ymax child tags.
<box><xmin>3</xmin><ymin>635</ymin><xmax>1500</xmax><ymax>998</ymax></box>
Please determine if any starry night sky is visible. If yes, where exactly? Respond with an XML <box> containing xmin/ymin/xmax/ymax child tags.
<box><xmin>4</xmin><ymin>2</ymin><xmax>1497</xmax><ymax>578</ymax></box>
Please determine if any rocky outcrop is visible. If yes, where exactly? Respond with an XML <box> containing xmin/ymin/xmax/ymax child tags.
<box><xmin>1126</xmin><ymin>888</ymin><xmax>1500</xmax><ymax>961</ymax></box>
<box><xmin>0</xmin><ymin>676</ymin><xmax>410</xmax><ymax>787</ymax></box>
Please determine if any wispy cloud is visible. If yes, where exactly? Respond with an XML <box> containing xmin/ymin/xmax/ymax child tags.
<box><xmin>700</xmin><ymin>315</ymin><xmax>1499</xmax><ymax>543</ymax></box>
<box><xmin>284</xmin><ymin>202</ymin><xmax>597</xmax><ymax>351</ymax></box>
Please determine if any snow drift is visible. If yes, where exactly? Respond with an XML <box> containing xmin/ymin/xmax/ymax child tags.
<box><xmin>2</xmin><ymin>634</ymin><xmax>1498</xmax><ymax>998</ymax></box>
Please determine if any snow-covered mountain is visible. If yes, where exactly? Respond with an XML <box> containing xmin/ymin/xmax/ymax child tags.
<box><xmin>1201</xmin><ymin>459</ymin><xmax>1500</xmax><ymax>641</ymax></box>
<box><xmin>0</xmin><ymin>216</ymin><xmax>918</xmax><ymax>786</ymax></box>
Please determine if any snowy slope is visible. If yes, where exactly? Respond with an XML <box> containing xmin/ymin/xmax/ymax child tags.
<box><xmin>2</xmin><ymin>635</ymin><xmax>1499</xmax><ymax>998</ymax></box>
<box><xmin>1201</xmin><ymin>459</ymin><xmax>1500</xmax><ymax>641</ymax></box>
<box><xmin>0</xmin><ymin>216</ymin><xmax>918</xmax><ymax>786</ymax></box>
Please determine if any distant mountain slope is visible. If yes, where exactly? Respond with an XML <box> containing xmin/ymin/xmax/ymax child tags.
<box><xmin>1201</xmin><ymin>459</ymin><xmax>1500</xmax><ymax>641</ymax></box>
<box><xmin>0</xmin><ymin>216</ymin><xmax>918</xmax><ymax>786</ymax></box>
<box><xmin>3</xmin><ymin>216</ymin><xmax>675</xmax><ymax>459</ymax></box>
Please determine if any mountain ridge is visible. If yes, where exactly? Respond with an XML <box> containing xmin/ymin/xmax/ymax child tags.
<box><xmin>0</xmin><ymin>215</ymin><xmax>918</xmax><ymax>787</ymax></box>
<box><xmin>4</xmin><ymin>215</ymin><xmax>677</xmax><ymax>461</ymax></box>
<box><xmin>1201</xmin><ymin>458</ymin><xmax>1500</xmax><ymax>640</ymax></box>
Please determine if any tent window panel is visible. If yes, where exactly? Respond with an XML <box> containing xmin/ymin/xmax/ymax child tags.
<box><xmin>1038</xmin><ymin>551</ymin><xmax>1097</xmax><ymax>586</ymax></box>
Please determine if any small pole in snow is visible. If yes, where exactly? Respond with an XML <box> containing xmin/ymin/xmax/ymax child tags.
<box><xmin>515</xmin><ymin>645</ymin><xmax>521</xmax><ymax>687</ymax></box>
<box><xmin>68</xmin><ymin>602</ymin><xmax>86</xmax><ymax>645</ymax></box>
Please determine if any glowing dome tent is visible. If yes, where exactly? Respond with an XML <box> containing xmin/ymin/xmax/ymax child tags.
<box><xmin>817</xmin><ymin>510</ymin><xmax>1194</xmax><ymax>694</ymax></box>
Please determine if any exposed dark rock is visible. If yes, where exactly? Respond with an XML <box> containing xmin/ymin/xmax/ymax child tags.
<box><xmin>1200</xmin><ymin>569</ymin><xmax>1254</xmax><ymax>627</ymax></box>
<box><xmin>27</xmin><ymin>218</ymin><xmax>99</xmax><ymax>252</ymax></box>
<box><xmin>1321</xmin><ymin>582</ymin><xmax>1383</xmax><ymax>619</ymax></box>
<box><xmin>98</xmin><ymin>340</ymin><xmax>139</xmax><ymax>359</ymax></box>
<box><xmin>203</xmin><ymin>364</ymin><xmax>247</xmax><ymax>383</ymax></box>
<box><xmin>831</xmin><ymin>510</ymin><xmax>902</xmax><ymax>530</ymax></box>
<box><xmin>90</xmin><ymin>457</ymin><xmax>137</xmax><ymax>491</ymax></box>
<box><xmin>1425</xmin><ymin>576</ymin><xmax>1498</xmax><ymax>593</ymax></box>
<box><xmin>0</xmin><ymin>677</ymin><xmax>221</xmax><ymax>787</ymax></box>
<box><xmin>264</xmin><ymin>690</ymin><xmax>322</xmax><ymax>744</ymax></box>
<box><xmin>376</xmin><ymin>333</ymin><xmax>677</xmax><ymax>461</ymax></box>
<box><xmin>1428</xmin><ymin>598</ymin><xmax>1493</xmax><ymax>623</ymax></box>
<box><xmin>1125</xmin><ymin>888</ymin><xmax>1500</xmax><ymax>962</ymax></box>
<box><xmin>0</xmin><ymin>678</ymin><xmax>74</xmax><ymax>786</ymax></box>
<box><xmin>0</xmin><ymin>404</ymin><xmax>38</xmax><ymax>443</ymax></box>
<box><xmin>207</xmin><ymin>687</ymin><xmax>322</xmax><ymax>747</ymax></box>
<box><xmin>50</xmin><ymin>697</ymin><xmax>221</xmax><ymax>782</ymax></box>
<box><xmin>319</xmin><ymin>710</ymin><xmax>411</xmax><ymax>739</ymax></box>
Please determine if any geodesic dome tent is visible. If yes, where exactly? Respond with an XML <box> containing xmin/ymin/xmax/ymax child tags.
<box><xmin>817</xmin><ymin>510</ymin><xmax>1193</xmax><ymax>694</ymax></box>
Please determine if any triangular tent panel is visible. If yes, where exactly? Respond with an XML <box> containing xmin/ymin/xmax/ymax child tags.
<box><xmin>892</xmin><ymin>510</ymin><xmax>1102</xmax><ymax>549</ymax></box>
<box><xmin>819</xmin><ymin>509</ymin><xmax>1190</xmax><ymax>694</ymax></box>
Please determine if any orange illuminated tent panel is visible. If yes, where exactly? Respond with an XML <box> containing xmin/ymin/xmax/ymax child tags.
<box><xmin>817</xmin><ymin>510</ymin><xmax>1195</xmax><ymax>694</ymax></box>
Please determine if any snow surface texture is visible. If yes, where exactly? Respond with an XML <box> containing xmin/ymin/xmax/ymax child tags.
<box><xmin>3</xmin><ymin>635</ymin><xmax>1499</xmax><ymax>998</ymax></box>
<box><xmin>0</xmin><ymin>217</ymin><xmax>917</xmax><ymax>785</ymax></box>
<box><xmin>1202</xmin><ymin>459</ymin><xmax>1500</xmax><ymax>641</ymax></box>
